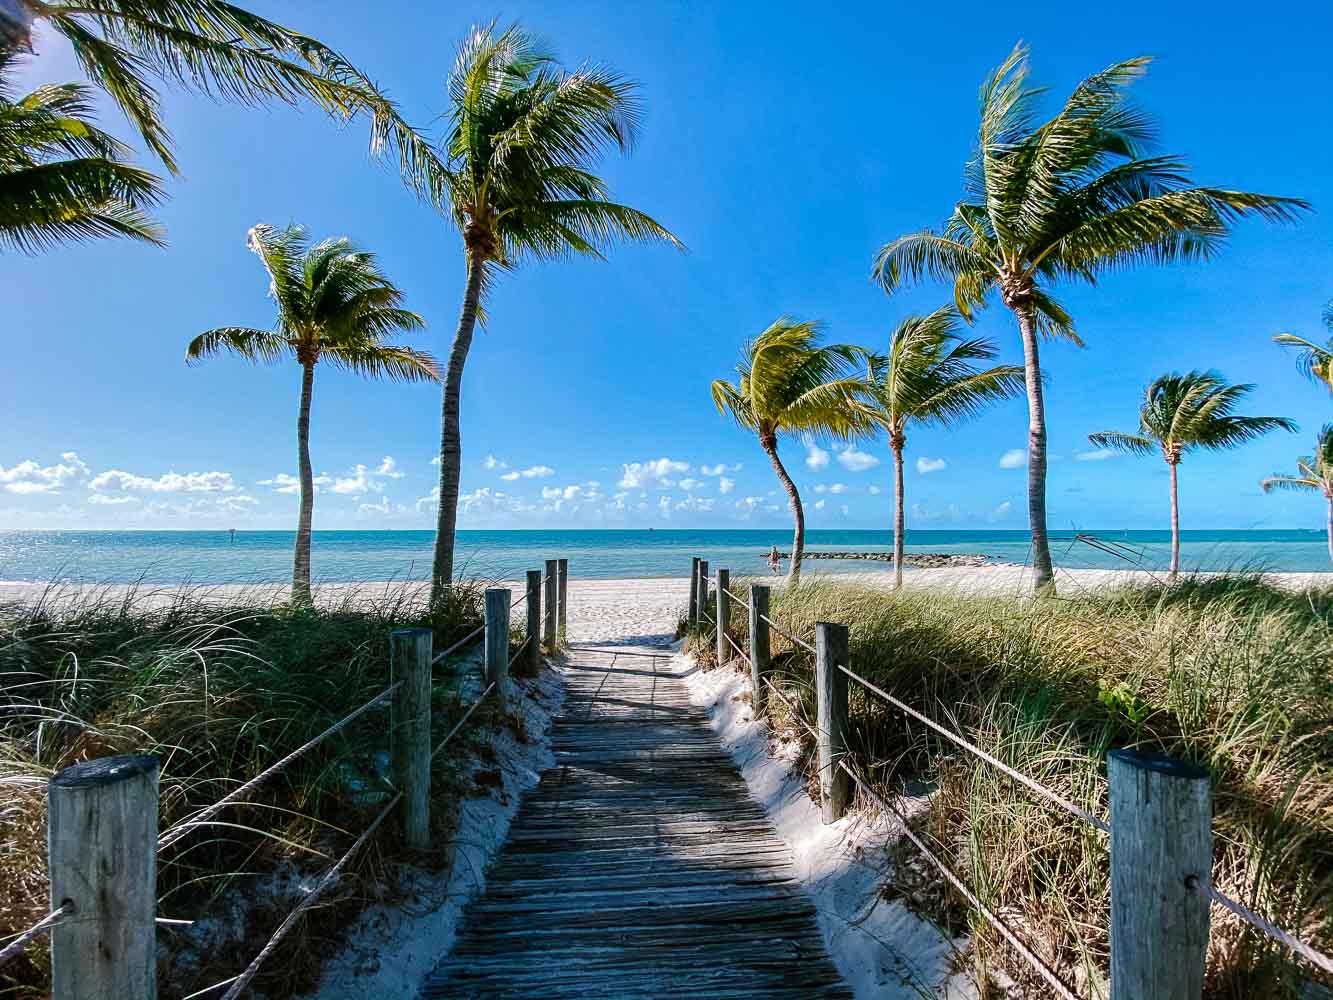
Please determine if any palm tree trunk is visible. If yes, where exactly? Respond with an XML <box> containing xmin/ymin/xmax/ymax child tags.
<box><xmin>1013</xmin><ymin>303</ymin><xmax>1055</xmax><ymax>594</ymax></box>
<box><xmin>763</xmin><ymin>435</ymin><xmax>804</xmax><ymax>586</ymax></box>
<box><xmin>892</xmin><ymin>441</ymin><xmax>905</xmax><ymax>591</ymax></box>
<box><xmin>1168</xmin><ymin>460</ymin><xmax>1181</xmax><ymax>579</ymax></box>
<box><xmin>292</xmin><ymin>360</ymin><xmax>316</xmax><ymax>606</ymax></box>
<box><xmin>1324</xmin><ymin>495</ymin><xmax>1331</xmax><ymax>566</ymax></box>
<box><xmin>430</xmin><ymin>253</ymin><xmax>485</xmax><ymax>605</ymax></box>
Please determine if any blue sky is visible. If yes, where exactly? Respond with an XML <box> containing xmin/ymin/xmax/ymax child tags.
<box><xmin>3</xmin><ymin>0</ymin><xmax>1331</xmax><ymax>532</ymax></box>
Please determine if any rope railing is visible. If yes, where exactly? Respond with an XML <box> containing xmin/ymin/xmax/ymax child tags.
<box><xmin>432</xmin><ymin>682</ymin><xmax>498</xmax><ymax>761</ymax></box>
<box><xmin>836</xmin><ymin>662</ymin><xmax>1110</xmax><ymax>834</ymax></box>
<box><xmin>758</xmin><ymin>611</ymin><xmax>816</xmax><ymax>655</ymax></box>
<box><xmin>1205</xmin><ymin>884</ymin><xmax>1333</xmax><ymax>976</ymax></box>
<box><xmin>761</xmin><ymin>676</ymin><xmax>817</xmax><ymax>740</ymax></box>
<box><xmin>509</xmin><ymin>634</ymin><xmax>532</xmax><ymax>670</ymax></box>
<box><xmin>158</xmin><ymin>681</ymin><xmax>404</xmax><ymax>851</ymax></box>
<box><xmin>723</xmin><ymin>630</ymin><xmax>749</xmax><ymax>666</ymax></box>
<box><xmin>0</xmin><ymin>905</ymin><xmax>71</xmax><ymax>969</ymax></box>
<box><xmin>838</xmin><ymin>758</ymin><xmax>1084</xmax><ymax>1000</ymax></box>
<box><xmin>431</xmin><ymin>623</ymin><xmax>485</xmax><ymax>666</ymax></box>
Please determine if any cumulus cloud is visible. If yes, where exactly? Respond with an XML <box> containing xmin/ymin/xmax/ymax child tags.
<box><xmin>0</xmin><ymin>452</ymin><xmax>89</xmax><ymax>494</ymax></box>
<box><xmin>257</xmin><ymin>472</ymin><xmax>333</xmax><ymax>494</ymax></box>
<box><xmin>700</xmin><ymin>463</ymin><xmax>742</xmax><ymax>476</ymax></box>
<box><xmin>998</xmin><ymin>448</ymin><xmax>1026</xmax><ymax>469</ymax></box>
<box><xmin>840</xmin><ymin>505</ymin><xmax>849</xmax><ymax>517</ymax></box>
<box><xmin>678</xmin><ymin>478</ymin><xmax>701</xmax><ymax>492</ymax></box>
<box><xmin>88</xmin><ymin>494</ymin><xmax>139</xmax><ymax>506</ymax></box>
<box><xmin>805</xmin><ymin>443</ymin><xmax>830</xmax><ymax>470</ymax></box>
<box><xmin>814</xmin><ymin>499</ymin><xmax>826</xmax><ymax>510</ymax></box>
<box><xmin>868</xmin><ymin>485</ymin><xmax>882</xmax><ymax>495</ymax></box>
<box><xmin>836</xmin><ymin>447</ymin><xmax>880</xmax><ymax>473</ymax></box>
<box><xmin>814</xmin><ymin>483</ymin><xmax>847</xmax><ymax>495</ymax></box>
<box><xmin>1074</xmin><ymin>448</ymin><xmax>1118</xmax><ymax>462</ymax></box>
<box><xmin>718</xmin><ymin>476</ymin><xmax>736</xmax><ymax>495</ymax></box>
<box><xmin>674</xmin><ymin>495</ymin><xmax>715</xmax><ymax>513</ymax></box>
<box><xmin>619</xmin><ymin>457</ymin><xmax>689</xmax><ymax>489</ymax></box>
<box><xmin>483</xmin><ymin>454</ymin><xmax>508</xmax><ymax>471</ymax></box>
<box><xmin>91</xmin><ymin>468</ymin><xmax>237</xmax><ymax>494</ymax></box>
<box><xmin>991</xmin><ymin>500</ymin><xmax>1013</xmax><ymax>519</ymax></box>
<box><xmin>916</xmin><ymin>456</ymin><xmax>947</xmax><ymax>475</ymax></box>
<box><xmin>375</xmin><ymin>456</ymin><xmax>404</xmax><ymax>479</ymax></box>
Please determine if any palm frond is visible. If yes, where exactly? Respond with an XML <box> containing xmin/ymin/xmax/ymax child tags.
<box><xmin>185</xmin><ymin>327</ymin><xmax>290</xmax><ymax>365</ymax></box>
<box><xmin>0</xmin><ymin>157</ymin><xmax>164</xmax><ymax>251</ymax></box>
<box><xmin>1273</xmin><ymin>332</ymin><xmax>1333</xmax><ymax>392</ymax></box>
<box><xmin>323</xmin><ymin>343</ymin><xmax>440</xmax><ymax>383</ymax></box>
<box><xmin>1086</xmin><ymin>431</ymin><xmax>1155</xmax><ymax>456</ymax></box>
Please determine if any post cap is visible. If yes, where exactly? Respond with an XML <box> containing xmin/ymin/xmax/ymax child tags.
<box><xmin>51</xmin><ymin>753</ymin><xmax>159</xmax><ymax>789</ymax></box>
<box><xmin>1108</xmin><ymin>749</ymin><xmax>1209</xmax><ymax>781</ymax></box>
<box><xmin>391</xmin><ymin>626</ymin><xmax>433</xmax><ymax>638</ymax></box>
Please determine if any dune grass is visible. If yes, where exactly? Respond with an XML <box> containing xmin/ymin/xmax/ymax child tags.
<box><xmin>0</xmin><ymin>581</ymin><xmax>509</xmax><ymax>999</ymax></box>
<box><xmin>694</xmin><ymin>574</ymin><xmax>1332</xmax><ymax>999</ymax></box>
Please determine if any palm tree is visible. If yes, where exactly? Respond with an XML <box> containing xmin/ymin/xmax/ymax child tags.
<box><xmin>1274</xmin><ymin>299</ymin><xmax>1333</xmax><ymax>394</ymax></box>
<box><xmin>1089</xmin><ymin>371</ymin><xmax>1295</xmax><ymax>578</ymax></box>
<box><xmin>187</xmin><ymin>224</ymin><xmax>436</xmax><ymax>605</ymax></box>
<box><xmin>1261</xmin><ymin>424</ymin><xmax>1333</xmax><ymax>564</ymax></box>
<box><xmin>0</xmin><ymin>50</ymin><xmax>163</xmax><ymax>251</ymax></box>
<box><xmin>859</xmin><ymin>306</ymin><xmax>1024</xmax><ymax>589</ymax></box>
<box><xmin>711</xmin><ymin>319</ymin><xmax>870</xmax><ymax>585</ymax></box>
<box><xmin>872</xmin><ymin>45</ymin><xmax>1309</xmax><ymax>594</ymax></box>
<box><xmin>7</xmin><ymin>0</ymin><xmax>437</xmax><ymax>184</ymax></box>
<box><xmin>425</xmin><ymin>22</ymin><xmax>682</xmax><ymax>604</ymax></box>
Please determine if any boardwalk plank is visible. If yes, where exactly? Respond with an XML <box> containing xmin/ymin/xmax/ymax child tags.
<box><xmin>423</xmin><ymin>644</ymin><xmax>853</xmax><ymax>1000</ymax></box>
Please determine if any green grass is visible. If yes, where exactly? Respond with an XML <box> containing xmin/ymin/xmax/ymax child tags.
<box><xmin>699</xmin><ymin>574</ymin><xmax>1332</xmax><ymax>999</ymax></box>
<box><xmin>0</xmin><ymin>581</ymin><xmax>509</xmax><ymax>999</ymax></box>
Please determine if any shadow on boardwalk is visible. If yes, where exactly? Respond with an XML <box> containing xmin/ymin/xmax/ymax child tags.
<box><xmin>424</xmin><ymin>642</ymin><xmax>853</xmax><ymax>999</ymax></box>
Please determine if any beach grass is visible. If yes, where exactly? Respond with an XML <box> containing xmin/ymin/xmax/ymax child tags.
<box><xmin>698</xmin><ymin>573</ymin><xmax>1332</xmax><ymax>998</ymax></box>
<box><xmin>0</xmin><ymin>581</ymin><xmax>495</xmax><ymax>999</ymax></box>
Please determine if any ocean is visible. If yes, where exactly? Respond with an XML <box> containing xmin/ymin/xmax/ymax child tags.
<box><xmin>0</xmin><ymin>529</ymin><xmax>1328</xmax><ymax>584</ymax></box>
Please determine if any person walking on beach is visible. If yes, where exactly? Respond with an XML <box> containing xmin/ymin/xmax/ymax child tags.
<box><xmin>768</xmin><ymin>545</ymin><xmax>781</xmax><ymax>575</ymax></box>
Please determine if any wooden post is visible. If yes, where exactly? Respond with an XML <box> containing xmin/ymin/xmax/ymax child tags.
<box><xmin>749</xmin><ymin>584</ymin><xmax>771</xmax><ymax>714</ymax></box>
<box><xmin>557</xmin><ymin>558</ymin><xmax>569</xmax><ymax>640</ymax></box>
<box><xmin>697</xmin><ymin>559</ymin><xmax>709</xmax><ymax>629</ymax></box>
<box><xmin>486</xmin><ymin>587</ymin><xmax>511</xmax><ymax>712</ymax></box>
<box><xmin>688</xmin><ymin>557</ymin><xmax>700</xmax><ymax>626</ymax></box>
<box><xmin>1108</xmin><ymin>750</ymin><xmax>1212</xmax><ymax>1000</ymax></box>
<box><xmin>815</xmin><ymin>622</ymin><xmax>850</xmax><ymax>823</ymax></box>
<box><xmin>716</xmin><ymin>568</ymin><xmax>731</xmax><ymax>665</ymax></box>
<box><xmin>48</xmin><ymin>753</ymin><xmax>159</xmax><ymax>1000</ymax></box>
<box><xmin>390</xmin><ymin>627</ymin><xmax>432</xmax><ymax>850</ymax></box>
<box><xmin>543</xmin><ymin>559</ymin><xmax>557</xmax><ymax>649</ymax></box>
<box><xmin>525</xmin><ymin>569</ymin><xmax>542</xmax><ymax>676</ymax></box>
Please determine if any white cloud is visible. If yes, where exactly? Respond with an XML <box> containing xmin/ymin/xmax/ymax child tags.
<box><xmin>718</xmin><ymin>476</ymin><xmax>736</xmax><ymax>495</ymax></box>
<box><xmin>998</xmin><ymin>448</ymin><xmax>1027</xmax><ymax>470</ymax></box>
<box><xmin>837</xmin><ymin>447</ymin><xmax>880</xmax><ymax>473</ymax></box>
<box><xmin>840</xmin><ymin>504</ymin><xmax>849</xmax><ymax>517</ymax></box>
<box><xmin>0</xmin><ymin>452</ymin><xmax>89</xmax><ymax>494</ymax></box>
<box><xmin>518</xmin><ymin>465</ymin><xmax>554</xmax><ymax>479</ymax></box>
<box><xmin>916</xmin><ymin>456</ymin><xmax>947</xmax><ymax>475</ymax></box>
<box><xmin>91</xmin><ymin>469</ymin><xmax>237</xmax><ymax>494</ymax></box>
<box><xmin>868</xmin><ymin>485</ymin><xmax>882</xmax><ymax>495</ymax></box>
<box><xmin>991</xmin><ymin>500</ymin><xmax>1013</xmax><ymax>520</ymax></box>
<box><xmin>814</xmin><ymin>499</ymin><xmax>826</xmax><ymax>510</ymax></box>
<box><xmin>483</xmin><ymin>454</ymin><xmax>508</xmax><ymax>471</ymax></box>
<box><xmin>805</xmin><ymin>443</ymin><xmax>830</xmax><ymax>470</ymax></box>
<box><xmin>88</xmin><ymin>494</ymin><xmax>140</xmax><ymax>506</ymax></box>
<box><xmin>541</xmin><ymin>484</ymin><xmax>584</xmax><ymax>502</ymax></box>
<box><xmin>500</xmin><ymin>471</ymin><xmax>519</xmax><ymax>481</ymax></box>
<box><xmin>674</xmin><ymin>495</ymin><xmax>715</xmax><ymax>513</ymax></box>
<box><xmin>700</xmin><ymin>463</ymin><xmax>742</xmax><ymax>476</ymax></box>
<box><xmin>358</xmin><ymin>496</ymin><xmax>401</xmax><ymax>515</ymax></box>
<box><xmin>678</xmin><ymin>478</ymin><xmax>701</xmax><ymax>492</ymax></box>
<box><xmin>657</xmin><ymin>495</ymin><xmax>672</xmax><ymax>518</ymax></box>
<box><xmin>257</xmin><ymin>472</ymin><xmax>334</xmax><ymax>495</ymax></box>
<box><xmin>1074</xmin><ymin>448</ymin><xmax>1118</xmax><ymax>462</ymax></box>
<box><xmin>329</xmin><ymin>465</ymin><xmax>378</xmax><ymax>496</ymax></box>
<box><xmin>619</xmin><ymin>457</ymin><xmax>690</xmax><ymax>489</ymax></box>
<box><xmin>814</xmin><ymin>483</ymin><xmax>848</xmax><ymax>495</ymax></box>
<box><xmin>375</xmin><ymin>456</ymin><xmax>404</xmax><ymax>479</ymax></box>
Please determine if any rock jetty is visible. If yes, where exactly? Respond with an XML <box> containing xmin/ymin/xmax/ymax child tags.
<box><xmin>777</xmin><ymin>551</ymin><xmax>992</xmax><ymax>568</ymax></box>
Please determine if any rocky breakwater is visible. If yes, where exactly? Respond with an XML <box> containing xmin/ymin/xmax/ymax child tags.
<box><xmin>778</xmin><ymin>551</ymin><xmax>993</xmax><ymax>568</ymax></box>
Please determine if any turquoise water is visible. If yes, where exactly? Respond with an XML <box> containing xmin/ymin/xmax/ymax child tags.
<box><xmin>0</xmin><ymin>529</ymin><xmax>1328</xmax><ymax>584</ymax></box>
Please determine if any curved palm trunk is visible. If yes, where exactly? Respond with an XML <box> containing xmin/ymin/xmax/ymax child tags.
<box><xmin>1013</xmin><ymin>304</ymin><xmax>1055</xmax><ymax>595</ymax></box>
<box><xmin>1168</xmin><ymin>460</ymin><xmax>1181</xmax><ymax>579</ymax></box>
<box><xmin>292</xmin><ymin>360</ymin><xmax>316</xmax><ymax>606</ymax></box>
<box><xmin>892</xmin><ymin>441</ymin><xmax>905</xmax><ymax>590</ymax></box>
<box><xmin>762</xmin><ymin>435</ymin><xmax>804</xmax><ymax>586</ymax></box>
<box><xmin>1327</xmin><ymin>495</ymin><xmax>1333</xmax><ymax>566</ymax></box>
<box><xmin>430</xmin><ymin>253</ymin><xmax>485</xmax><ymax>605</ymax></box>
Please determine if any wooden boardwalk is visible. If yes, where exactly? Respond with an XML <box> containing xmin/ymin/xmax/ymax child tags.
<box><xmin>424</xmin><ymin>642</ymin><xmax>854</xmax><ymax>999</ymax></box>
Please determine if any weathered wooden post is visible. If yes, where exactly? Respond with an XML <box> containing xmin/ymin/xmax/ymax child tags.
<box><xmin>485</xmin><ymin>588</ymin><xmax>511</xmax><ymax>712</ymax></box>
<box><xmin>716</xmin><ymin>568</ymin><xmax>731</xmax><ymax>664</ymax></box>
<box><xmin>749</xmin><ymin>584</ymin><xmax>771</xmax><ymax>714</ymax></box>
<box><xmin>525</xmin><ymin>569</ymin><xmax>542</xmax><ymax>676</ymax></box>
<box><xmin>390</xmin><ymin>627</ymin><xmax>432</xmax><ymax>849</ymax></box>
<box><xmin>688</xmin><ymin>557</ymin><xmax>700</xmax><ymax>626</ymax></box>
<box><xmin>48</xmin><ymin>753</ymin><xmax>159</xmax><ymax>1000</ymax></box>
<box><xmin>814</xmin><ymin>622</ymin><xmax>850</xmax><ymax>823</ymax></box>
<box><xmin>697</xmin><ymin>559</ymin><xmax>709</xmax><ymax>629</ymax></box>
<box><xmin>557</xmin><ymin>558</ymin><xmax>569</xmax><ymax>640</ymax></box>
<box><xmin>543</xmin><ymin>559</ymin><xmax>558</xmax><ymax>649</ymax></box>
<box><xmin>1108</xmin><ymin>750</ymin><xmax>1212</xmax><ymax>1000</ymax></box>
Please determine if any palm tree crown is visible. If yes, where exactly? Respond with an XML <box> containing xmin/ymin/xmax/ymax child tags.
<box><xmin>1090</xmin><ymin>370</ymin><xmax>1295</xmax><ymax>577</ymax></box>
<box><xmin>1261</xmin><ymin>424</ymin><xmax>1333</xmax><ymax>498</ymax></box>
<box><xmin>859</xmin><ymin>306</ymin><xmax>1024</xmax><ymax>588</ymax></box>
<box><xmin>1273</xmin><ymin>299</ymin><xmax>1333</xmax><ymax>394</ymax></box>
<box><xmin>872</xmin><ymin>44</ymin><xmax>1309</xmax><ymax>593</ymax></box>
<box><xmin>0</xmin><ymin>50</ymin><xmax>162</xmax><ymax>252</ymax></box>
<box><xmin>187</xmin><ymin>223</ymin><xmax>436</xmax><ymax>604</ymax></box>
<box><xmin>427</xmin><ymin>21</ymin><xmax>682</xmax><ymax>599</ymax></box>
<box><xmin>711</xmin><ymin>318</ymin><xmax>871</xmax><ymax>584</ymax></box>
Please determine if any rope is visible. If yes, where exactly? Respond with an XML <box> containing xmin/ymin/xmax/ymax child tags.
<box><xmin>761</xmin><ymin>677</ymin><xmax>818</xmax><ymax>740</ymax></box>
<box><xmin>836</xmin><ymin>663</ymin><xmax>1109</xmax><ymax>835</ymax></box>
<box><xmin>219</xmin><ymin>790</ymin><xmax>402</xmax><ymax>1000</ymax></box>
<box><xmin>721</xmin><ymin>585</ymin><xmax>747</xmax><ymax>606</ymax></box>
<box><xmin>508</xmin><ymin>635</ymin><xmax>531</xmax><ymax>670</ymax></box>
<box><xmin>159</xmin><ymin>682</ymin><xmax>403</xmax><ymax>850</ymax></box>
<box><xmin>431</xmin><ymin>624</ymin><xmax>485</xmax><ymax>666</ymax></box>
<box><xmin>431</xmin><ymin>682</ymin><xmax>497</xmax><ymax>761</ymax></box>
<box><xmin>759</xmin><ymin>612</ymin><xmax>816</xmax><ymax>655</ymax></box>
<box><xmin>723</xmin><ymin>631</ymin><xmax>751</xmax><ymax>667</ymax></box>
<box><xmin>1205</xmin><ymin>885</ymin><xmax>1333</xmax><ymax>976</ymax></box>
<box><xmin>838</xmin><ymin>759</ymin><xmax>1083</xmax><ymax>1000</ymax></box>
<box><xmin>0</xmin><ymin>904</ymin><xmax>70</xmax><ymax>968</ymax></box>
